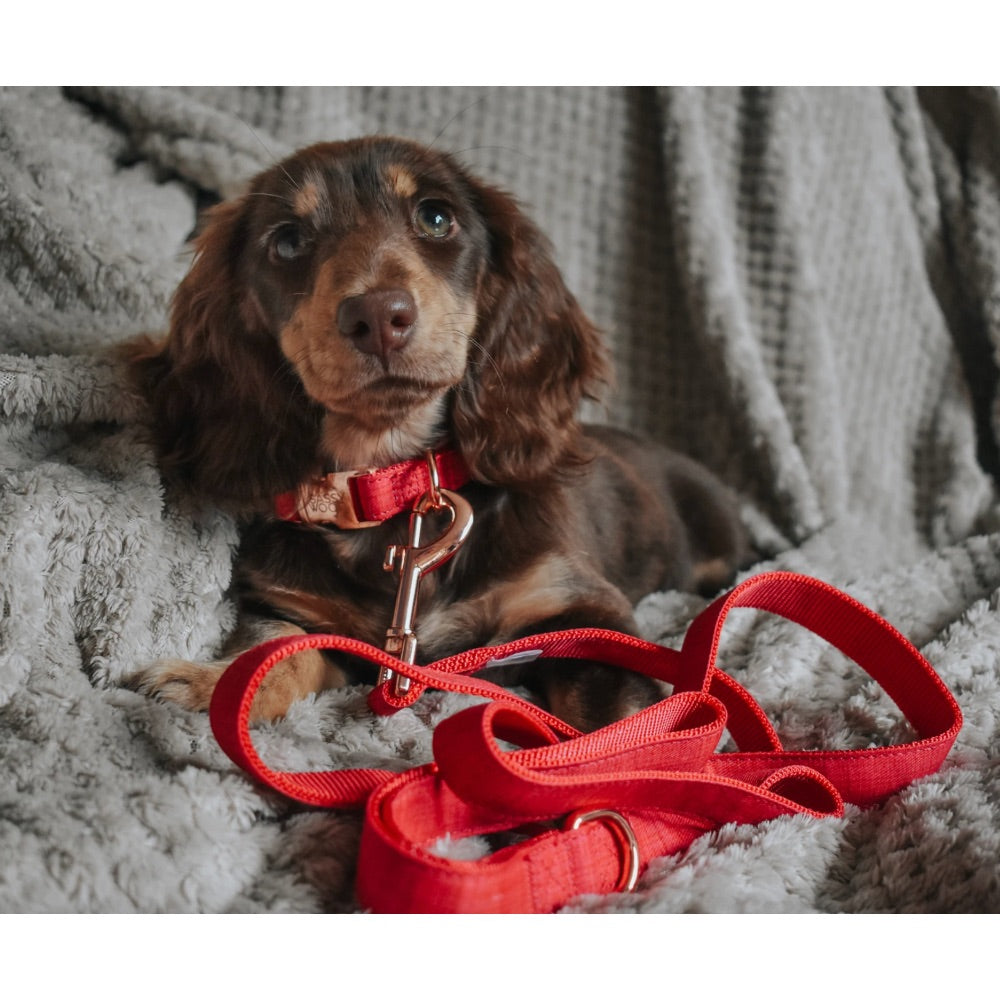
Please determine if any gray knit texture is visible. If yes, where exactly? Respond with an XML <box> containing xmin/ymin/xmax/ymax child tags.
<box><xmin>3</xmin><ymin>86</ymin><xmax>1000</xmax><ymax>912</ymax></box>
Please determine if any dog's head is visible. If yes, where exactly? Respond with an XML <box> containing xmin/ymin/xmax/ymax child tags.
<box><xmin>131</xmin><ymin>137</ymin><xmax>609</xmax><ymax>507</ymax></box>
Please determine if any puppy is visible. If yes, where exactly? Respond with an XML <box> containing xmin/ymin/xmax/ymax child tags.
<box><xmin>126</xmin><ymin>136</ymin><xmax>748</xmax><ymax>732</ymax></box>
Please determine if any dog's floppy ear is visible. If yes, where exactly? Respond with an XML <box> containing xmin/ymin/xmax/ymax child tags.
<box><xmin>451</xmin><ymin>181</ymin><xmax>611</xmax><ymax>487</ymax></box>
<box><xmin>125</xmin><ymin>197</ymin><xmax>320</xmax><ymax>510</ymax></box>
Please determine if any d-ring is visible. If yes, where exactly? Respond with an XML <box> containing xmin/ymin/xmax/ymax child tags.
<box><xmin>423</xmin><ymin>450</ymin><xmax>443</xmax><ymax>508</ymax></box>
<box><xmin>564</xmin><ymin>808</ymin><xmax>641</xmax><ymax>893</ymax></box>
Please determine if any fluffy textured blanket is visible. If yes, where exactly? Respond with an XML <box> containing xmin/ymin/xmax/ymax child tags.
<box><xmin>3</xmin><ymin>86</ymin><xmax>1000</xmax><ymax>913</ymax></box>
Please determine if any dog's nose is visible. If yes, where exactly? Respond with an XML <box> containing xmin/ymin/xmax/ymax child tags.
<box><xmin>337</xmin><ymin>290</ymin><xmax>416</xmax><ymax>361</ymax></box>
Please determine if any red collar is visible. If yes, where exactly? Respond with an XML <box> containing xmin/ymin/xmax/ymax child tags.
<box><xmin>274</xmin><ymin>449</ymin><xmax>470</xmax><ymax>529</ymax></box>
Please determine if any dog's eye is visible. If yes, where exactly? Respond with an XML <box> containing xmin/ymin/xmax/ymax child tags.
<box><xmin>268</xmin><ymin>224</ymin><xmax>306</xmax><ymax>262</ymax></box>
<box><xmin>414</xmin><ymin>201</ymin><xmax>455</xmax><ymax>239</ymax></box>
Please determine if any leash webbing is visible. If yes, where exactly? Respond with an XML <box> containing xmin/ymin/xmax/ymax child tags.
<box><xmin>208</xmin><ymin>571</ymin><xmax>963</xmax><ymax>912</ymax></box>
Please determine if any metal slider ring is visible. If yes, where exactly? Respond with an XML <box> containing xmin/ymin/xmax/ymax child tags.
<box><xmin>564</xmin><ymin>808</ymin><xmax>641</xmax><ymax>893</ymax></box>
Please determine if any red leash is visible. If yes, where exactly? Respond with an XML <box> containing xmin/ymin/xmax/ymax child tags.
<box><xmin>208</xmin><ymin>572</ymin><xmax>962</xmax><ymax>912</ymax></box>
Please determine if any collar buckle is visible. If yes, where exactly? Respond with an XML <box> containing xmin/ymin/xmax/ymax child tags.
<box><xmin>295</xmin><ymin>470</ymin><xmax>381</xmax><ymax>529</ymax></box>
<box><xmin>275</xmin><ymin>448</ymin><xmax>471</xmax><ymax>529</ymax></box>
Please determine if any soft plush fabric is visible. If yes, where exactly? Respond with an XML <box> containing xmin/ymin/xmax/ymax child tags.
<box><xmin>2</xmin><ymin>85</ymin><xmax>1000</xmax><ymax>912</ymax></box>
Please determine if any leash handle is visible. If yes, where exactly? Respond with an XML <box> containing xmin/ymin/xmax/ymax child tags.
<box><xmin>677</xmin><ymin>573</ymin><xmax>964</xmax><ymax>806</ymax></box>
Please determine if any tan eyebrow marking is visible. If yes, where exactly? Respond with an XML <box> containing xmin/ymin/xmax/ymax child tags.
<box><xmin>386</xmin><ymin>165</ymin><xmax>418</xmax><ymax>199</ymax></box>
<box><xmin>294</xmin><ymin>180</ymin><xmax>322</xmax><ymax>218</ymax></box>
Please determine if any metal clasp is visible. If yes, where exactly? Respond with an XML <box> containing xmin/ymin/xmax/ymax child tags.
<box><xmin>290</xmin><ymin>469</ymin><xmax>380</xmax><ymax>529</ymax></box>
<box><xmin>564</xmin><ymin>809</ymin><xmax>641</xmax><ymax>893</ymax></box>
<box><xmin>379</xmin><ymin>462</ymin><xmax>473</xmax><ymax>696</ymax></box>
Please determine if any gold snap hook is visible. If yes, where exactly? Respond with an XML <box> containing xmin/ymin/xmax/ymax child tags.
<box><xmin>379</xmin><ymin>487</ymin><xmax>474</xmax><ymax>695</ymax></box>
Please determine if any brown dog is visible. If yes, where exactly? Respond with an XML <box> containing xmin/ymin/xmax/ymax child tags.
<box><xmin>126</xmin><ymin>136</ymin><xmax>748</xmax><ymax>732</ymax></box>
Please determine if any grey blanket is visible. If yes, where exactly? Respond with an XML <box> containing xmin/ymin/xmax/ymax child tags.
<box><xmin>3</xmin><ymin>86</ymin><xmax>1000</xmax><ymax>912</ymax></box>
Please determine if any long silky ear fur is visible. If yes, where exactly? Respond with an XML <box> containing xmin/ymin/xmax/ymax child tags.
<box><xmin>451</xmin><ymin>181</ymin><xmax>611</xmax><ymax>487</ymax></box>
<box><xmin>123</xmin><ymin>198</ymin><xmax>322</xmax><ymax>512</ymax></box>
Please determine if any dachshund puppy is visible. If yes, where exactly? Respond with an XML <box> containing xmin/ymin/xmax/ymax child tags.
<box><xmin>126</xmin><ymin>136</ymin><xmax>748</xmax><ymax>732</ymax></box>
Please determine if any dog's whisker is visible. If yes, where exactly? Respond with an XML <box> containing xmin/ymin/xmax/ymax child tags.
<box><xmin>467</xmin><ymin>337</ymin><xmax>505</xmax><ymax>387</ymax></box>
<box><xmin>244</xmin><ymin>191</ymin><xmax>295</xmax><ymax>207</ymax></box>
<box><xmin>444</xmin><ymin>144</ymin><xmax>529</xmax><ymax>165</ymax></box>
<box><xmin>428</xmin><ymin>97</ymin><xmax>488</xmax><ymax>150</ymax></box>
<box><xmin>236</xmin><ymin>115</ymin><xmax>297</xmax><ymax>191</ymax></box>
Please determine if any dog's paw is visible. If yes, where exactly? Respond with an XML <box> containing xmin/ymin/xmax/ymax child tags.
<box><xmin>125</xmin><ymin>648</ymin><xmax>348</xmax><ymax>722</ymax></box>
<box><xmin>124</xmin><ymin>659</ymin><xmax>228</xmax><ymax>713</ymax></box>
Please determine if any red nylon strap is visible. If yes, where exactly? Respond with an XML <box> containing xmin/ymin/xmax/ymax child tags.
<box><xmin>676</xmin><ymin>573</ymin><xmax>964</xmax><ymax>805</ymax></box>
<box><xmin>274</xmin><ymin>449</ymin><xmax>469</xmax><ymax>526</ymax></box>
<box><xmin>207</xmin><ymin>571</ymin><xmax>963</xmax><ymax>912</ymax></box>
